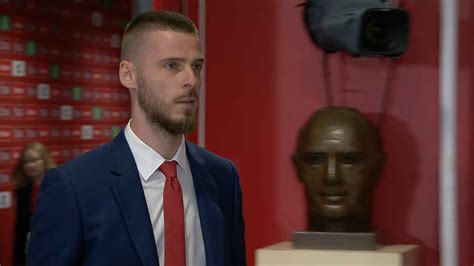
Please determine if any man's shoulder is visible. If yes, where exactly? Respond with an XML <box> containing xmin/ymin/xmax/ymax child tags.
<box><xmin>185</xmin><ymin>141</ymin><xmax>238</xmax><ymax>177</ymax></box>
<box><xmin>57</xmin><ymin>141</ymin><xmax>114</xmax><ymax>177</ymax></box>
<box><xmin>186</xmin><ymin>141</ymin><xmax>230</xmax><ymax>165</ymax></box>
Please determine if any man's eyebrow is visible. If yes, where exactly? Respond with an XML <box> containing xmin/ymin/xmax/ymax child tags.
<box><xmin>193</xmin><ymin>58</ymin><xmax>205</xmax><ymax>64</ymax></box>
<box><xmin>158</xmin><ymin>57</ymin><xmax>205</xmax><ymax>63</ymax></box>
<box><xmin>159</xmin><ymin>57</ymin><xmax>186</xmax><ymax>63</ymax></box>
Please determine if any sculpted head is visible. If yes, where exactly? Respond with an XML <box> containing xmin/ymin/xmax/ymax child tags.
<box><xmin>293</xmin><ymin>107</ymin><xmax>384</xmax><ymax>232</ymax></box>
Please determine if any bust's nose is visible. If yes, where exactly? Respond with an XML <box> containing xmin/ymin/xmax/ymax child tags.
<box><xmin>324</xmin><ymin>156</ymin><xmax>341</xmax><ymax>185</ymax></box>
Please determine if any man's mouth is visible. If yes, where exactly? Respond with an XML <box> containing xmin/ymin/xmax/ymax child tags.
<box><xmin>176</xmin><ymin>97</ymin><xmax>197</xmax><ymax>105</ymax></box>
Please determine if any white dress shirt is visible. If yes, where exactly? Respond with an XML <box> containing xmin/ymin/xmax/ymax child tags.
<box><xmin>124</xmin><ymin>121</ymin><xmax>206</xmax><ymax>266</ymax></box>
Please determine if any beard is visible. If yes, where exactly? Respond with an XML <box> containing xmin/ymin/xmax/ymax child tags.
<box><xmin>136</xmin><ymin>74</ymin><xmax>197</xmax><ymax>135</ymax></box>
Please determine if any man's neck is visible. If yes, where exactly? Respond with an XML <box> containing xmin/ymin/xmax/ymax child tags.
<box><xmin>130</xmin><ymin>116</ymin><xmax>182</xmax><ymax>160</ymax></box>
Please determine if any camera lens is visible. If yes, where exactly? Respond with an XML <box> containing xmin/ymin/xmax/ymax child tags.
<box><xmin>365</xmin><ymin>19</ymin><xmax>393</xmax><ymax>50</ymax></box>
<box><xmin>361</xmin><ymin>8</ymin><xmax>409</xmax><ymax>56</ymax></box>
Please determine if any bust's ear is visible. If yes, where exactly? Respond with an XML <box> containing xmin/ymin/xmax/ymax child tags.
<box><xmin>372</xmin><ymin>152</ymin><xmax>385</xmax><ymax>182</ymax></box>
<box><xmin>292</xmin><ymin>154</ymin><xmax>304</xmax><ymax>182</ymax></box>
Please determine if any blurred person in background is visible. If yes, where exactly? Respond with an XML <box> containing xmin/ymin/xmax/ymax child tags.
<box><xmin>12</xmin><ymin>142</ymin><xmax>55</xmax><ymax>266</ymax></box>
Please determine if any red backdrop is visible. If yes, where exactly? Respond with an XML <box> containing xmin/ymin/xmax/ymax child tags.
<box><xmin>0</xmin><ymin>1</ymin><xmax>131</xmax><ymax>265</ymax></box>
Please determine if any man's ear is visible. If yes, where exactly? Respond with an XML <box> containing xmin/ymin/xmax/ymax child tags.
<box><xmin>119</xmin><ymin>60</ymin><xmax>138</xmax><ymax>90</ymax></box>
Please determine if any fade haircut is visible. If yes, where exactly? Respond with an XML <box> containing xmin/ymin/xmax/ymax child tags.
<box><xmin>120</xmin><ymin>10</ymin><xmax>198</xmax><ymax>61</ymax></box>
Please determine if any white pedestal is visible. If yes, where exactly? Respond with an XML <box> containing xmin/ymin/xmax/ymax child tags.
<box><xmin>256</xmin><ymin>241</ymin><xmax>418</xmax><ymax>266</ymax></box>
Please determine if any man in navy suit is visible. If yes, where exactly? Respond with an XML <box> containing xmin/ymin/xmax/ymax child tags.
<box><xmin>27</xmin><ymin>10</ymin><xmax>246</xmax><ymax>266</ymax></box>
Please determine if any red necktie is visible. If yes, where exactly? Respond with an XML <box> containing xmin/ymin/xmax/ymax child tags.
<box><xmin>160</xmin><ymin>160</ymin><xmax>186</xmax><ymax>266</ymax></box>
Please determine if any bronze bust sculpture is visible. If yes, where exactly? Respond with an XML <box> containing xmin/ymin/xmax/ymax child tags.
<box><xmin>293</xmin><ymin>106</ymin><xmax>384</xmax><ymax>232</ymax></box>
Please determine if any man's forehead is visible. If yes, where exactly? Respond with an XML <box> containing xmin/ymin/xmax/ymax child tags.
<box><xmin>131</xmin><ymin>29</ymin><xmax>202</xmax><ymax>63</ymax></box>
<box><xmin>145</xmin><ymin>29</ymin><xmax>200</xmax><ymax>43</ymax></box>
<box><xmin>146</xmin><ymin>30</ymin><xmax>201</xmax><ymax>51</ymax></box>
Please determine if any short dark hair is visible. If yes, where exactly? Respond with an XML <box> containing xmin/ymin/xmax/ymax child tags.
<box><xmin>295</xmin><ymin>106</ymin><xmax>383</xmax><ymax>155</ymax></box>
<box><xmin>120</xmin><ymin>10</ymin><xmax>198</xmax><ymax>61</ymax></box>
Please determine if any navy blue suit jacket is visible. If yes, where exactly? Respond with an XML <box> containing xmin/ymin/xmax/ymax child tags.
<box><xmin>27</xmin><ymin>131</ymin><xmax>246</xmax><ymax>266</ymax></box>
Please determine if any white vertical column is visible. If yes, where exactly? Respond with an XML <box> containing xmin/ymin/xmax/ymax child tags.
<box><xmin>439</xmin><ymin>0</ymin><xmax>459</xmax><ymax>265</ymax></box>
<box><xmin>198</xmin><ymin>0</ymin><xmax>206</xmax><ymax>147</ymax></box>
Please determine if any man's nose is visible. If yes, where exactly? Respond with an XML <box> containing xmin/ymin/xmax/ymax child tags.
<box><xmin>183</xmin><ymin>65</ymin><xmax>200</xmax><ymax>90</ymax></box>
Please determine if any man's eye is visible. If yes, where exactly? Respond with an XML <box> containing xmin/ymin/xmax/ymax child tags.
<box><xmin>164</xmin><ymin>62</ymin><xmax>178</xmax><ymax>70</ymax></box>
<box><xmin>192</xmin><ymin>64</ymin><xmax>203</xmax><ymax>71</ymax></box>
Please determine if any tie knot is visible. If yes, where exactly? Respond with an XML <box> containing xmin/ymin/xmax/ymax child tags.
<box><xmin>159</xmin><ymin>160</ymin><xmax>177</xmax><ymax>179</ymax></box>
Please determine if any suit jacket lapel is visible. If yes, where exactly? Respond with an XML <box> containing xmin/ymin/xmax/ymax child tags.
<box><xmin>186</xmin><ymin>142</ymin><xmax>224</xmax><ymax>266</ymax></box>
<box><xmin>109</xmin><ymin>131</ymin><xmax>159</xmax><ymax>266</ymax></box>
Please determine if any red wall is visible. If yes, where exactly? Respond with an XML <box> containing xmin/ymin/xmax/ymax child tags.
<box><xmin>206</xmin><ymin>3</ymin><xmax>283</xmax><ymax>263</ymax></box>
<box><xmin>206</xmin><ymin>1</ymin><xmax>473</xmax><ymax>266</ymax></box>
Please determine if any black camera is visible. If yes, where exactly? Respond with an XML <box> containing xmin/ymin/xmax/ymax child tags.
<box><xmin>303</xmin><ymin>0</ymin><xmax>410</xmax><ymax>57</ymax></box>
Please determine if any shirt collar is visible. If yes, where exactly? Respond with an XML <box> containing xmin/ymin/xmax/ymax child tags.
<box><xmin>124</xmin><ymin>120</ymin><xmax>191</xmax><ymax>181</ymax></box>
